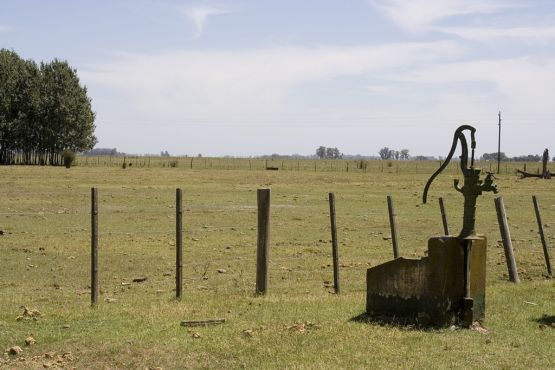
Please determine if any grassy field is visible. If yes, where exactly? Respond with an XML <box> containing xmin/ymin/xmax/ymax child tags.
<box><xmin>0</xmin><ymin>160</ymin><xmax>554</xmax><ymax>369</ymax></box>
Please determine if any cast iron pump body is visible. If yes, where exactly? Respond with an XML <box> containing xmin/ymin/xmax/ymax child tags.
<box><xmin>423</xmin><ymin>125</ymin><xmax>498</xmax><ymax>326</ymax></box>
<box><xmin>422</xmin><ymin>125</ymin><xmax>498</xmax><ymax>239</ymax></box>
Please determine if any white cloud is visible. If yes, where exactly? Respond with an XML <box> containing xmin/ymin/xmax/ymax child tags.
<box><xmin>81</xmin><ymin>42</ymin><xmax>462</xmax><ymax>122</ymax></box>
<box><xmin>387</xmin><ymin>56</ymin><xmax>555</xmax><ymax>116</ymax></box>
<box><xmin>180</xmin><ymin>4</ymin><xmax>230</xmax><ymax>38</ymax></box>
<box><xmin>369</xmin><ymin>0</ymin><xmax>519</xmax><ymax>30</ymax></box>
<box><xmin>81</xmin><ymin>43</ymin><xmax>555</xmax><ymax>155</ymax></box>
<box><xmin>434</xmin><ymin>26</ymin><xmax>555</xmax><ymax>44</ymax></box>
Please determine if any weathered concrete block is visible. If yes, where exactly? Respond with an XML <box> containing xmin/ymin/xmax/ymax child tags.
<box><xmin>366</xmin><ymin>236</ymin><xmax>486</xmax><ymax>326</ymax></box>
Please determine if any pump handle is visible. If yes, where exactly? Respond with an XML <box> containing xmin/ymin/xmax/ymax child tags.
<box><xmin>422</xmin><ymin>125</ymin><xmax>476</xmax><ymax>204</ymax></box>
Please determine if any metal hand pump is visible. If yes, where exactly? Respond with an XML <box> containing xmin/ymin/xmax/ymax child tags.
<box><xmin>422</xmin><ymin>125</ymin><xmax>498</xmax><ymax>326</ymax></box>
<box><xmin>423</xmin><ymin>125</ymin><xmax>498</xmax><ymax>239</ymax></box>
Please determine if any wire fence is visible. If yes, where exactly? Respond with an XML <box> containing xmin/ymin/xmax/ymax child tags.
<box><xmin>2</xmin><ymin>184</ymin><xmax>554</xmax><ymax>304</ymax></box>
<box><xmin>70</xmin><ymin>156</ymin><xmax>554</xmax><ymax>175</ymax></box>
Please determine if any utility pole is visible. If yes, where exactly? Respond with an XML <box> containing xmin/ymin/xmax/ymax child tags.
<box><xmin>497</xmin><ymin>110</ymin><xmax>501</xmax><ymax>174</ymax></box>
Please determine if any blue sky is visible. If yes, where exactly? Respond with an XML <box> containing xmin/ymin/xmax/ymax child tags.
<box><xmin>1</xmin><ymin>0</ymin><xmax>555</xmax><ymax>157</ymax></box>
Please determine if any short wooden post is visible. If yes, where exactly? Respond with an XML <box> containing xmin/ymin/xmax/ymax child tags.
<box><xmin>532</xmin><ymin>196</ymin><xmax>553</xmax><ymax>276</ymax></box>
<box><xmin>439</xmin><ymin>197</ymin><xmax>449</xmax><ymax>235</ymax></box>
<box><xmin>387</xmin><ymin>195</ymin><xmax>399</xmax><ymax>259</ymax></box>
<box><xmin>494</xmin><ymin>197</ymin><xmax>520</xmax><ymax>283</ymax></box>
<box><xmin>91</xmin><ymin>188</ymin><xmax>99</xmax><ymax>306</ymax></box>
<box><xmin>328</xmin><ymin>193</ymin><xmax>340</xmax><ymax>294</ymax></box>
<box><xmin>256</xmin><ymin>189</ymin><xmax>270</xmax><ymax>295</ymax></box>
<box><xmin>176</xmin><ymin>188</ymin><xmax>183</xmax><ymax>298</ymax></box>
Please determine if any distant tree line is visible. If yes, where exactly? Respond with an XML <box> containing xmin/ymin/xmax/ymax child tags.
<box><xmin>481</xmin><ymin>152</ymin><xmax>549</xmax><ymax>162</ymax></box>
<box><xmin>378</xmin><ymin>147</ymin><xmax>410</xmax><ymax>160</ymax></box>
<box><xmin>316</xmin><ymin>146</ymin><xmax>342</xmax><ymax>159</ymax></box>
<box><xmin>0</xmin><ymin>49</ymin><xmax>96</xmax><ymax>165</ymax></box>
<box><xmin>84</xmin><ymin>148</ymin><xmax>125</xmax><ymax>156</ymax></box>
<box><xmin>257</xmin><ymin>153</ymin><xmax>310</xmax><ymax>159</ymax></box>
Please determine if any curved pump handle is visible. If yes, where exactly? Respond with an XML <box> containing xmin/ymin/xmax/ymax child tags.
<box><xmin>422</xmin><ymin>125</ymin><xmax>476</xmax><ymax>204</ymax></box>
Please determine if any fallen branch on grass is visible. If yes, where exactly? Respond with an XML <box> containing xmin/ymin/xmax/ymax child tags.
<box><xmin>180</xmin><ymin>319</ymin><xmax>226</xmax><ymax>327</ymax></box>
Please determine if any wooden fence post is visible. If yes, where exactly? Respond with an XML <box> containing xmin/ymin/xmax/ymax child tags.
<box><xmin>328</xmin><ymin>193</ymin><xmax>340</xmax><ymax>294</ymax></box>
<box><xmin>91</xmin><ymin>188</ymin><xmax>99</xmax><ymax>306</ymax></box>
<box><xmin>494</xmin><ymin>197</ymin><xmax>520</xmax><ymax>283</ymax></box>
<box><xmin>532</xmin><ymin>196</ymin><xmax>553</xmax><ymax>276</ymax></box>
<box><xmin>176</xmin><ymin>188</ymin><xmax>183</xmax><ymax>298</ymax></box>
<box><xmin>256</xmin><ymin>189</ymin><xmax>271</xmax><ymax>295</ymax></box>
<box><xmin>387</xmin><ymin>195</ymin><xmax>399</xmax><ymax>259</ymax></box>
<box><xmin>438</xmin><ymin>197</ymin><xmax>449</xmax><ymax>235</ymax></box>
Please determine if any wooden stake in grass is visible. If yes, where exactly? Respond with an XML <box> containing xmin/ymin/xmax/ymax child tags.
<box><xmin>91</xmin><ymin>187</ymin><xmax>99</xmax><ymax>306</ymax></box>
<box><xmin>494</xmin><ymin>197</ymin><xmax>520</xmax><ymax>283</ymax></box>
<box><xmin>387</xmin><ymin>195</ymin><xmax>399</xmax><ymax>259</ymax></box>
<box><xmin>176</xmin><ymin>188</ymin><xmax>183</xmax><ymax>299</ymax></box>
<box><xmin>256</xmin><ymin>189</ymin><xmax>270</xmax><ymax>295</ymax></box>
<box><xmin>328</xmin><ymin>192</ymin><xmax>340</xmax><ymax>294</ymax></box>
<box><xmin>532</xmin><ymin>196</ymin><xmax>553</xmax><ymax>276</ymax></box>
<box><xmin>438</xmin><ymin>197</ymin><xmax>449</xmax><ymax>235</ymax></box>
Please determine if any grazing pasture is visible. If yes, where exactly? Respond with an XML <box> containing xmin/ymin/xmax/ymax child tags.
<box><xmin>0</xmin><ymin>160</ymin><xmax>554</xmax><ymax>369</ymax></box>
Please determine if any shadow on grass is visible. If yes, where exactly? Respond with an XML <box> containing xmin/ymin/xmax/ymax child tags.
<box><xmin>533</xmin><ymin>314</ymin><xmax>555</xmax><ymax>326</ymax></box>
<box><xmin>349</xmin><ymin>312</ymin><xmax>444</xmax><ymax>331</ymax></box>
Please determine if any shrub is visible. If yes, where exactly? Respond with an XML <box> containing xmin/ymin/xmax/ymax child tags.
<box><xmin>62</xmin><ymin>149</ymin><xmax>75</xmax><ymax>168</ymax></box>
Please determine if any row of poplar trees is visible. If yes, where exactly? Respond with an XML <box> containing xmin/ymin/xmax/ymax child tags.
<box><xmin>0</xmin><ymin>49</ymin><xmax>96</xmax><ymax>165</ymax></box>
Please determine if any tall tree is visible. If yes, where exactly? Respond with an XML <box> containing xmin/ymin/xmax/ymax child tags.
<box><xmin>378</xmin><ymin>147</ymin><xmax>392</xmax><ymax>160</ymax></box>
<box><xmin>39</xmin><ymin>59</ymin><xmax>96</xmax><ymax>165</ymax></box>
<box><xmin>0</xmin><ymin>51</ymin><xmax>96</xmax><ymax>165</ymax></box>
<box><xmin>0</xmin><ymin>49</ymin><xmax>40</xmax><ymax>164</ymax></box>
<box><xmin>330</xmin><ymin>147</ymin><xmax>341</xmax><ymax>159</ymax></box>
<box><xmin>316</xmin><ymin>146</ymin><xmax>326</xmax><ymax>159</ymax></box>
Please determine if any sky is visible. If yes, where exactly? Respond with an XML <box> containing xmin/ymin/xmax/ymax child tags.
<box><xmin>1</xmin><ymin>0</ymin><xmax>555</xmax><ymax>157</ymax></box>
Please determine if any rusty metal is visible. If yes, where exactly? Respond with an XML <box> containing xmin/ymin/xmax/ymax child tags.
<box><xmin>422</xmin><ymin>125</ymin><xmax>498</xmax><ymax>326</ymax></box>
<box><xmin>423</xmin><ymin>125</ymin><xmax>498</xmax><ymax>239</ymax></box>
